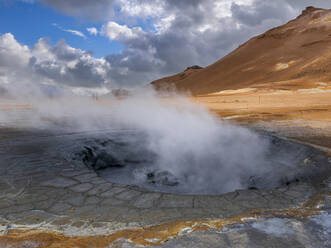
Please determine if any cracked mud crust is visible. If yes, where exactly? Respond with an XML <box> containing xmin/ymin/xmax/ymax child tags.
<box><xmin>0</xmin><ymin>192</ymin><xmax>330</xmax><ymax>247</ymax></box>
<box><xmin>0</xmin><ymin>128</ymin><xmax>330</xmax><ymax>247</ymax></box>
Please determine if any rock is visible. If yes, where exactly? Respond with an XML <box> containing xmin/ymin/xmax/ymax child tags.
<box><xmin>96</xmin><ymin>151</ymin><xmax>123</xmax><ymax>169</ymax></box>
<box><xmin>185</xmin><ymin>65</ymin><xmax>203</xmax><ymax>71</ymax></box>
<box><xmin>94</xmin><ymin>159</ymin><xmax>108</xmax><ymax>170</ymax></box>
<box><xmin>80</xmin><ymin>146</ymin><xmax>124</xmax><ymax>170</ymax></box>
<box><xmin>82</xmin><ymin>146</ymin><xmax>97</xmax><ymax>168</ymax></box>
<box><xmin>147</xmin><ymin>171</ymin><xmax>179</xmax><ymax>187</ymax></box>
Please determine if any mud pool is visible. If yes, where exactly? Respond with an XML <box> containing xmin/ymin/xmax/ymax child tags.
<box><xmin>72</xmin><ymin>130</ymin><xmax>330</xmax><ymax>195</ymax></box>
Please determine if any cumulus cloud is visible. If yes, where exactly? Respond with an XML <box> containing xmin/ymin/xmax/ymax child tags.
<box><xmin>100</xmin><ymin>22</ymin><xmax>144</xmax><ymax>41</ymax></box>
<box><xmin>0</xmin><ymin>33</ymin><xmax>31</xmax><ymax>68</ymax></box>
<box><xmin>0</xmin><ymin>33</ymin><xmax>112</xmax><ymax>96</ymax></box>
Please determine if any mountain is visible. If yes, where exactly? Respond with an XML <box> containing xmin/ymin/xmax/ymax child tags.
<box><xmin>151</xmin><ymin>7</ymin><xmax>331</xmax><ymax>95</ymax></box>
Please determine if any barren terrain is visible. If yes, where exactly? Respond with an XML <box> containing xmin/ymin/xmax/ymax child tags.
<box><xmin>193</xmin><ymin>83</ymin><xmax>331</xmax><ymax>153</ymax></box>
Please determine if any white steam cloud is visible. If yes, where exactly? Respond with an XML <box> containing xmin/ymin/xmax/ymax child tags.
<box><xmin>108</xmin><ymin>89</ymin><xmax>271</xmax><ymax>193</ymax></box>
<box><xmin>0</xmin><ymin>87</ymin><xmax>307</xmax><ymax>194</ymax></box>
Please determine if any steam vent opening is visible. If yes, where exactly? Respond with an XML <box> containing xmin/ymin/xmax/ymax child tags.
<box><xmin>72</xmin><ymin>130</ymin><xmax>330</xmax><ymax>195</ymax></box>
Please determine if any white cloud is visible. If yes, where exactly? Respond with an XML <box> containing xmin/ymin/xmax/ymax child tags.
<box><xmin>52</xmin><ymin>23</ymin><xmax>86</xmax><ymax>39</ymax></box>
<box><xmin>32</xmin><ymin>38</ymin><xmax>55</xmax><ymax>61</ymax></box>
<box><xmin>154</xmin><ymin>14</ymin><xmax>175</xmax><ymax>34</ymax></box>
<box><xmin>214</xmin><ymin>0</ymin><xmax>255</xmax><ymax>18</ymax></box>
<box><xmin>117</xmin><ymin>0</ymin><xmax>165</xmax><ymax>18</ymax></box>
<box><xmin>87</xmin><ymin>27</ymin><xmax>98</xmax><ymax>36</ymax></box>
<box><xmin>100</xmin><ymin>21</ymin><xmax>144</xmax><ymax>41</ymax></box>
<box><xmin>0</xmin><ymin>33</ymin><xmax>30</xmax><ymax>67</ymax></box>
<box><xmin>0</xmin><ymin>33</ymin><xmax>112</xmax><ymax>96</ymax></box>
<box><xmin>64</xmin><ymin>29</ymin><xmax>86</xmax><ymax>38</ymax></box>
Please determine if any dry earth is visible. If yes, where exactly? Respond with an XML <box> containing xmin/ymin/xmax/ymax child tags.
<box><xmin>192</xmin><ymin>82</ymin><xmax>331</xmax><ymax>153</ymax></box>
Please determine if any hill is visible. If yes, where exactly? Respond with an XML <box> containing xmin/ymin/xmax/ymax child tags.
<box><xmin>151</xmin><ymin>7</ymin><xmax>331</xmax><ymax>95</ymax></box>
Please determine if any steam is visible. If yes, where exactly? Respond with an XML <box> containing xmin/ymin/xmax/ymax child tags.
<box><xmin>108</xmin><ymin>89</ymin><xmax>271</xmax><ymax>193</ymax></box>
<box><xmin>0</xmin><ymin>87</ymin><xmax>305</xmax><ymax>194</ymax></box>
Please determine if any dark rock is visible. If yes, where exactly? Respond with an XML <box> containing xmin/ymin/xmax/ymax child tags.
<box><xmin>248</xmin><ymin>187</ymin><xmax>258</xmax><ymax>190</ymax></box>
<box><xmin>185</xmin><ymin>65</ymin><xmax>203</xmax><ymax>71</ymax></box>
<box><xmin>147</xmin><ymin>171</ymin><xmax>179</xmax><ymax>187</ymax></box>
<box><xmin>80</xmin><ymin>146</ymin><xmax>124</xmax><ymax>170</ymax></box>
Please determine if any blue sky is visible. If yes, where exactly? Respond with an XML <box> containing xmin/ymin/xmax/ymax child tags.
<box><xmin>0</xmin><ymin>1</ymin><xmax>123</xmax><ymax>57</ymax></box>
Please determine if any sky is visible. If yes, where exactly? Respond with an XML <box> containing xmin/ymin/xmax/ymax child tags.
<box><xmin>0</xmin><ymin>0</ymin><xmax>331</xmax><ymax>96</ymax></box>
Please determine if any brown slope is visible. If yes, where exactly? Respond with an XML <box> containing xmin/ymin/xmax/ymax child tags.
<box><xmin>151</xmin><ymin>7</ymin><xmax>331</xmax><ymax>95</ymax></box>
<box><xmin>151</xmin><ymin>65</ymin><xmax>203</xmax><ymax>91</ymax></box>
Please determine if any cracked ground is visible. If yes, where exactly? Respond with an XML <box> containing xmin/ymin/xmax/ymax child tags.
<box><xmin>0</xmin><ymin>128</ymin><xmax>330</xmax><ymax>248</ymax></box>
